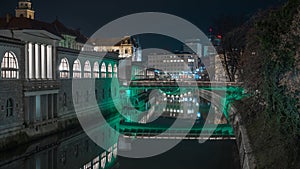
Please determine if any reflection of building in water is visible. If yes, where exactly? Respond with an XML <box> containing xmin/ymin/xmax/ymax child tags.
<box><xmin>0</xmin><ymin>125</ymin><xmax>119</xmax><ymax>169</ymax></box>
<box><xmin>152</xmin><ymin>92</ymin><xmax>228</xmax><ymax>125</ymax></box>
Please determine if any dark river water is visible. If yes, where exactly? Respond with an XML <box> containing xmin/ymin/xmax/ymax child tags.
<box><xmin>117</xmin><ymin>140</ymin><xmax>240</xmax><ymax>169</ymax></box>
<box><xmin>0</xmin><ymin>127</ymin><xmax>240</xmax><ymax>169</ymax></box>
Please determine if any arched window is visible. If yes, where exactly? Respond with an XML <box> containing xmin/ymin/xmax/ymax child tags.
<box><xmin>113</xmin><ymin>64</ymin><xmax>117</xmax><ymax>78</ymax></box>
<box><xmin>6</xmin><ymin>98</ymin><xmax>13</xmax><ymax>117</ymax></box>
<box><xmin>93</xmin><ymin>62</ymin><xmax>99</xmax><ymax>78</ymax></box>
<box><xmin>101</xmin><ymin>63</ymin><xmax>106</xmax><ymax>78</ymax></box>
<box><xmin>107</xmin><ymin>147</ymin><xmax>112</xmax><ymax>162</ymax></box>
<box><xmin>108</xmin><ymin>64</ymin><xmax>112</xmax><ymax>78</ymax></box>
<box><xmin>59</xmin><ymin>58</ymin><xmax>69</xmax><ymax>78</ymax></box>
<box><xmin>113</xmin><ymin>143</ymin><xmax>117</xmax><ymax>158</ymax></box>
<box><xmin>101</xmin><ymin>152</ymin><xmax>106</xmax><ymax>169</ymax></box>
<box><xmin>73</xmin><ymin>59</ymin><xmax>81</xmax><ymax>78</ymax></box>
<box><xmin>84</xmin><ymin>60</ymin><xmax>91</xmax><ymax>78</ymax></box>
<box><xmin>1</xmin><ymin>51</ymin><xmax>19</xmax><ymax>79</ymax></box>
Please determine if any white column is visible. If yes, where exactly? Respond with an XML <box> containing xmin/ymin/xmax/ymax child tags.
<box><xmin>29</xmin><ymin>43</ymin><xmax>35</xmax><ymax>79</ymax></box>
<box><xmin>41</xmin><ymin>44</ymin><xmax>46</xmax><ymax>79</ymax></box>
<box><xmin>25</xmin><ymin>43</ymin><xmax>29</xmax><ymax>79</ymax></box>
<box><xmin>44</xmin><ymin>45</ymin><xmax>48</xmax><ymax>79</ymax></box>
<box><xmin>28</xmin><ymin>43</ymin><xmax>32</xmax><ymax>79</ymax></box>
<box><xmin>35</xmin><ymin>44</ymin><xmax>40</xmax><ymax>79</ymax></box>
<box><xmin>47</xmin><ymin>45</ymin><xmax>53</xmax><ymax>79</ymax></box>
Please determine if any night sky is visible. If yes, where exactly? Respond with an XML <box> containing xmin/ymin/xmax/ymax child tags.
<box><xmin>1</xmin><ymin>0</ymin><xmax>286</xmax><ymax>37</ymax></box>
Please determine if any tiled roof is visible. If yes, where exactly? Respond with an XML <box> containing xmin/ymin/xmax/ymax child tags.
<box><xmin>0</xmin><ymin>17</ymin><xmax>60</xmax><ymax>37</ymax></box>
<box><xmin>91</xmin><ymin>36</ymin><xmax>139</xmax><ymax>47</ymax></box>
<box><xmin>51</xmin><ymin>19</ymin><xmax>88</xmax><ymax>43</ymax></box>
<box><xmin>0</xmin><ymin>17</ymin><xmax>88</xmax><ymax>43</ymax></box>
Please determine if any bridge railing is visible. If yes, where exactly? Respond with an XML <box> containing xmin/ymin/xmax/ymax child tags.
<box><xmin>119</xmin><ymin>123</ymin><xmax>234</xmax><ymax>137</ymax></box>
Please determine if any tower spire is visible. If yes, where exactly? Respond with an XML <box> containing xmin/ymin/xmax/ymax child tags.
<box><xmin>15</xmin><ymin>0</ymin><xmax>35</xmax><ymax>19</ymax></box>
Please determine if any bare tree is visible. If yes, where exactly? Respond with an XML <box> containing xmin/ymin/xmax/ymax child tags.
<box><xmin>218</xmin><ymin>21</ymin><xmax>250</xmax><ymax>82</ymax></box>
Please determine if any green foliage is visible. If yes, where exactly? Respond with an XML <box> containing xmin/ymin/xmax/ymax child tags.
<box><xmin>238</xmin><ymin>0</ymin><xmax>300</xmax><ymax>168</ymax></box>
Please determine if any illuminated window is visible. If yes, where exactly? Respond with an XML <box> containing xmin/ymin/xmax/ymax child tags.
<box><xmin>93</xmin><ymin>156</ymin><xmax>100</xmax><ymax>169</ymax></box>
<box><xmin>108</xmin><ymin>64</ymin><xmax>112</xmax><ymax>78</ymax></box>
<box><xmin>113</xmin><ymin>143</ymin><xmax>117</xmax><ymax>158</ymax></box>
<box><xmin>73</xmin><ymin>59</ymin><xmax>81</xmax><ymax>78</ymax></box>
<box><xmin>1</xmin><ymin>51</ymin><xmax>19</xmax><ymax>79</ymax></box>
<box><xmin>101</xmin><ymin>63</ymin><xmax>106</xmax><ymax>78</ymax></box>
<box><xmin>59</xmin><ymin>58</ymin><xmax>69</xmax><ymax>78</ymax></box>
<box><xmin>93</xmin><ymin>62</ymin><xmax>99</xmax><ymax>78</ymax></box>
<box><xmin>6</xmin><ymin>98</ymin><xmax>13</xmax><ymax>117</ymax></box>
<box><xmin>84</xmin><ymin>60</ymin><xmax>91</xmax><ymax>78</ymax></box>
<box><xmin>107</xmin><ymin>147</ymin><xmax>112</xmax><ymax>162</ymax></box>
<box><xmin>113</xmin><ymin>64</ymin><xmax>117</xmax><ymax>78</ymax></box>
<box><xmin>83</xmin><ymin>162</ymin><xmax>92</xmax><ymax>169</ymax></box>
<box><xmin>101</xmin><ymin>152</ymin><xmax>106</xmax><ymax>168</ymax></box>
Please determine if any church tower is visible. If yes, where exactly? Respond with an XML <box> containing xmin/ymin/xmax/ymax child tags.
<box><xmin>15</xmin><ymin>0</ymin><xmax>35</xmax><ymax>19</ymax></box>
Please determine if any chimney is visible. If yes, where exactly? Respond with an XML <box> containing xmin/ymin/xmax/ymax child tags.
<box><xmin>6</xmin><ymin>13</ymin><xmax>12</xmax><ymax>23</ymax></box>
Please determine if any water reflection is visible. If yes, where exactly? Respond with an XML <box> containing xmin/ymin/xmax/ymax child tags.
<box><xmin>0</xmin><ymin>128</ymin><xmax>118</xmax><ymax>169</ymax></box>
<box><xmin>0</xmin><ymin>90</ymin><xmax>238</xmax><ymax>169</ymax></box>
<box><xmin>129</xmin><ymin>92</ymin><xmax>228</xmax><ymax>124</ymax></box>
<box><xmin>117</xmin><ymin>140</ymin><xmax>241</xmax><ymax>169</ymax></box>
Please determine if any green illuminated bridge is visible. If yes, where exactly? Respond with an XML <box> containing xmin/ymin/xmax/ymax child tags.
<box><xmin>117</xmin><ymin>80</ymin><xmax>246</xmax><ymax>139</ymax></box>
<box><xmin>119</xmin><ymin>122</ymin><xmax>235</xmax><ymax>140</ymax></box>
<box><xmin>129</xmin><ymin>80</ymin><xmax>242</xmax><ymax>88</ymax></box>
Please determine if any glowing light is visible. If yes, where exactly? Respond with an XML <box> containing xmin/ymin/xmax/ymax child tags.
<box><xmin>197</xmin><ymin>112</ymin><xmax>201</xmax><ymax>118</ymax></box>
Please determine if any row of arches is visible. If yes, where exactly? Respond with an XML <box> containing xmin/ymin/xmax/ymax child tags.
<box><xmin>59</xmin><ymin>58</ymin><xmax>117</xmax><ymax>79</ymax></box>
<box><xmin>0</xmin><ymin>51</ymin><xmax>119</xmax><ymax>80</ymax></box>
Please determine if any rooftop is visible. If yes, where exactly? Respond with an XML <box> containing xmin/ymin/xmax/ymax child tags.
<box><xmin>0</xmin><ymin>16</ymin><xmax>88</xmax><ymax>43</ymax></box>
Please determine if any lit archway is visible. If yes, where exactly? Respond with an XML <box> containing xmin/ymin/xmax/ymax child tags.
<box><xmin>1</xmin><ymin>51</ymin><xmax>19</xmax><ymax>79</ymax></box>
<box><xmin>73</xmin><ymin>59</ymin><xmax>81</xmax><ymax>78</ymax></box>
<box><xmin>93</xmin><ymin>62</ymin><xmax>100</xmax><ymax>78</ymax></box>
<box><xmin>108</xmin><ymin>63</ymin><xmax>112</xmax><ymax>78</ymax></box>
<box><xmin>59</xmin><ymin>58</ymin><xmax>69</xmax><ymax>78</ymax></box>
<box><xmin>84</xmin><ymin>60</ymin><xmax>91</xmax><ymax>78</ymax></box>
<box><xmin>113</xmin><ymin>64</ymin><xmax>117</xmax><ymax>78</ymax></box>
<box><xmin>101</xmin><ymin>62</ymin><xmax>106</xmax><ymax>78</ymax></box>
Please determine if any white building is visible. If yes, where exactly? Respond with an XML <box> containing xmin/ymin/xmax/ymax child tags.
<box><xmin>147</xmin><ymin>52</ymin><xmax>199</xmax><ymax>79</ymax></box>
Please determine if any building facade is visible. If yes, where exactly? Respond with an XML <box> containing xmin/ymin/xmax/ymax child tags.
<box><xmin>147</xmin><ymin>52</ymin><xmax>200</xmax><ymax>80</ymax></box>
<box><xmin>94</xmin><ymin>36</ymin><xmax>142</xmax><ymax>62</ymax></box>
<box><xmin>15</xmin><ymin>0</ymin><xmax>35</xmax><ymax>20</ymax></box>
<box><xmin>0</xmin><ymin>0</ymin><xmax>121</xmax><ymax>149</ymax></box>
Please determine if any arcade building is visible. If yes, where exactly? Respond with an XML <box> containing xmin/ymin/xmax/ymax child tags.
<box><xmin>0</xmin><ymin>0</ymin><xmax>133</xmax><ymax>149</ymax></box>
